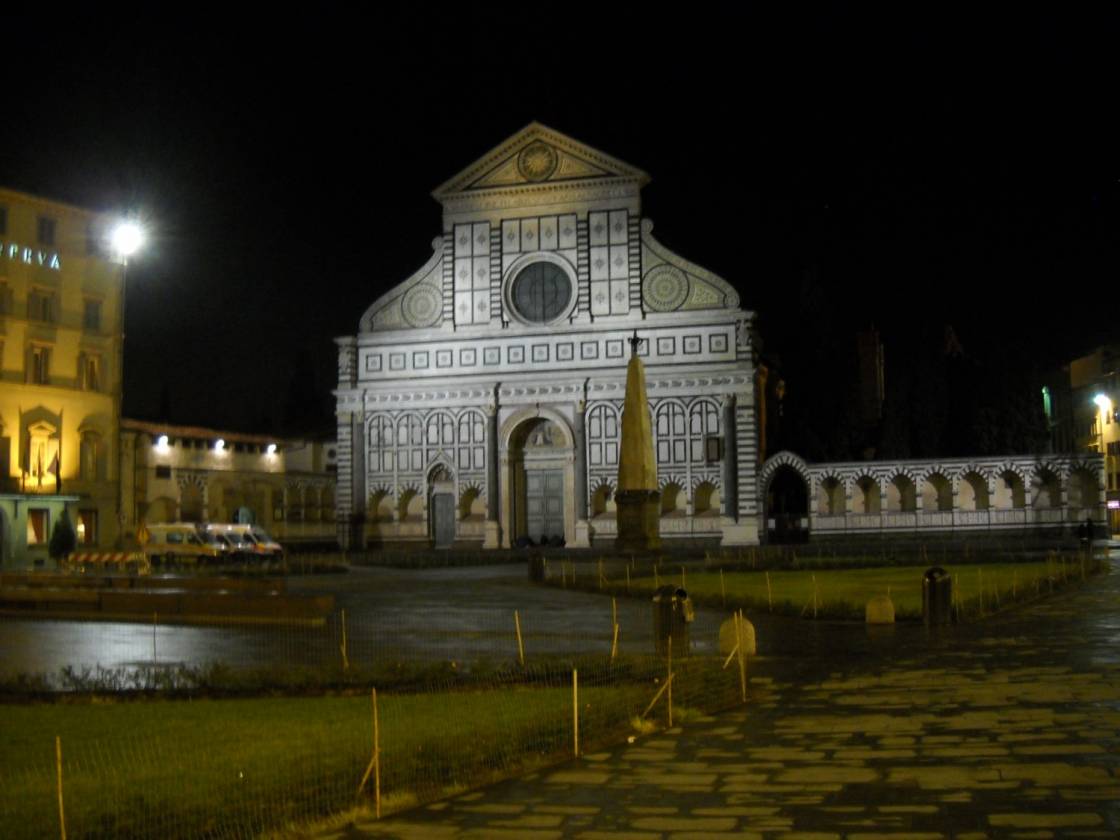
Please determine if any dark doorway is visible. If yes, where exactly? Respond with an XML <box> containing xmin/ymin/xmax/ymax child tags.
<box><xmin>766</xmin><ymin>466</ymin><xmax>809</xmax><ymax>544</ymax></box>
<box><xmin>431</xmin><ymin>493</ymin><xmax>455</xmax><ymax>548</ymax></box>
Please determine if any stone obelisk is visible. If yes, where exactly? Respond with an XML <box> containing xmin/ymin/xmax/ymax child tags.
<box><xmin>616</xmin><ymin>332</ymin><xmax>661</xmax><ymax>552</ymax></box>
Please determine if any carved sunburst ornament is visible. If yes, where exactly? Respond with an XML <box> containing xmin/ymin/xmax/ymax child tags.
<box><xmin>517</xmin><ymin>141</ymin><xmax>559</xmax><ymax>182</ymax></box>
<box><xmin>643</xmin><ymin>265</ymin><xmax>690</xmax><ymax>312</ymax></box>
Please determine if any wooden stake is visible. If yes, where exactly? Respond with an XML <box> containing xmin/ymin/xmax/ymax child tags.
<box><xmin>667</xmin><ymin>636</ymin><xmax>673</xmax><ymax>727</ymax></box>
<box><xmin>514</xmin><ymin>610</ymin><xmax>525</xmax><ymax>666</ymax></box>
<box><xmin>641</xmin><ymin>673</ymin><xmax>675</xmax><ymax>718</ymax></box>
<box><xmin>626</xmin><ymin>566</ymin><xmax>631</xmax><ymax>593</ymax></box>
<box><xmin>766</xmin><ymin>571</ymin><xmax>772</xmax><ymax>612</ymax></box>
<box><xmin>356</xmin><ymin>687</ymin><xmax>382</xmax><ymax>816</ymax></box>
<box><xmin>152</xmin><ymin>612</ymin><xmax>157</xmax><ymax>664</ymax></box>
<box><xmin>572</xmin><ymin>669</ymin><xmax>580</xmax><ymax>757</ymax></box>
<box><xmin>720</xmin><ymin>568</ymin><xmax>726</xmax><ymax>608</ymax></box>
<box><xmin>340</xmin><ymin>608</ymin><xmax>350</xmax><ymax>670</ymax></box>
<box><xmin>373</xmin><ymin>688</ymin><xmax>381</xmax><ymax>819</ymax></box>
<box><xmin>612</xmin><ymin>597</ymin><xmax>617</xmax><ymax>629</ymax></box>
<box><xmin>610</xmin><ymin>621</ymin><xmax>619</xmax><ymax>662</ymax></box>
<box><xmin>598</xmin><ymin>559</ymin><xmax>604</xmax><ymax>589</ymax></box>
<box><xmin>735</xmin><ymin>610</ymin><xmax>747</xmax><ymax>703</ymax></box>
<box><xmin>680</xmin><ymin>566</ymin><xmax>686</xmax><ymax>589</ymax></box>
<box><xmin>722</xmin><ymin>641</ymin><xmax>740</xmax><ymax>670</ymax></box>
<box><xmin>56</xmin><ymin>735</ymin><xmax>66</xmax><ymax>840</ymax></box>
<box><xmin>654</xmin><ymin>567</ymin><xmax>659</xmax><ymax>589</ymax></box>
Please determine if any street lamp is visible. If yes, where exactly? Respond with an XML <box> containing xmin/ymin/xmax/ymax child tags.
<box><xmin>110</xmin><ymin>221</ymin><xmax>145</xmax><ymax>262</ymax></box>
<box><xmin>111</xmin><ymin>219</ymin><xmax>145</xmax><ymax>547</ymax></box>
<box><xmin>1094</xmin><ymin>394</ymin><xmax>1112</xmax><ymax>453</ymax></box>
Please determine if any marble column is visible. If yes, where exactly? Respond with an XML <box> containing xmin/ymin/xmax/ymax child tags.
<box><xmin>484</xmin><ymin>402</ymin><xmax>500</xmax><ymax>548</ymax></box>
<box><xmin>572</xmin><ymin>399</ymin><xmax>590</xmax><ymax>547</ymax></box>
<box><xmin>722</xmin><ymin>394</ymin><xmax>737</xmax><ymax>518</ymax></box>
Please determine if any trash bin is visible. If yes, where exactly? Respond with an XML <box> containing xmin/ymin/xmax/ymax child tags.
<box><xmin>652</xmin><ymin>585</ymin><xmax>695</xmax><ymax>657</ymax></box>
<box><xmin>527</xmin><ymin>554</ymin><xmax>546</xmax><ymax>583</ymax></box>
<box><xmin>922</xmin><ymin>566</ymin><xmax>953</xmax><ymax>626</ymax></box>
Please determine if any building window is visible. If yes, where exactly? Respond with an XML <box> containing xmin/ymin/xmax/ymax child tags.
<box><xmin>79</xmin><ymin>354</ymin><xmax>101</xmax><ymax>391</ymax></box>
<box><xmin>0</xmin><ymin>206</ymin><xmax>7</xmax><ymax>235</ymax></box>
<box><xmin>85</xmin><ymin>222</ymin><xmax>99</xmax><ymax>256</ymax></box>
<box><xmin>83</xmin><ymin>299</ymin><xmax>101</xmax><ymax>331</ymax></box>
<box><xmin>77</xmin><ymin>509</ymin><xmax>98</xmax><ymax>545</ymax></box>
<box><xmin>29</xmin><ymin>345</ymin><xmax>51</xmax><ymax>385</ymax></box>
<box><xmin>0</xmin><ymin>282</ymin><xmax>11</xmax><ymax>315</ymax></box>
<box><xmin>27</xmin><ymin>289</ymin><xmax>55</xmax><ymax>323</ymax></box>
<box><xmin>587</xmin><ymin>403</ymin><xmax>620</xmax><ymax>468</ymax></box>
<box><xmin>79</xmin><ymin>432</ymin><xmax>102</xmax><ymax>480</ymax></box>
<box><xmin>38</xmin><ymin>216</ymin><xmax>56</xmax><ymax>246</ymax></box>
<box><xmin>27</xmin><ymin>509</ymin><xmax>49</xmax><ymax>545</ymax></box>
<box><xmin>155</xmin><ymin>465</ymin><xmax>172</xmax><ymax>479</ymax></box>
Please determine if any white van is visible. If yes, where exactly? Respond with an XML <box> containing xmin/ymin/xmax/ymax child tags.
<box><xmin>200</xmin><ymin>523</ymin><xmax>284</xmax><ymax>562</ymax></box>
<box><xmin>140</xmin><ymin>523</ymin><xmax>225</xmax><ymax>567</ymax></box>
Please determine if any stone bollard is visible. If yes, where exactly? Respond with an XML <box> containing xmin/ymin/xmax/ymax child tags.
<box><xmin>719</xmin><ymin>615</ymin><xmax>756</xmax><ymax>656</ymax></box>
<box><xmin>865</xmin><ymin>594</ymin><xmax>895</xmax><ymax>625</ymax></box>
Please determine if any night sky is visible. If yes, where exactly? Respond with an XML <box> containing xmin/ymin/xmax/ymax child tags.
<box><xmin>2</xmin><ymin>10</ymin><xmax>1116</xmax><ymax>451</ymax></box>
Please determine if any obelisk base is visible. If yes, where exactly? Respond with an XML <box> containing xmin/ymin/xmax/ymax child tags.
<box><xmin>615</xmin><ymin>489</ymin><xmax>662</xmax><ymax>552</ymax></box>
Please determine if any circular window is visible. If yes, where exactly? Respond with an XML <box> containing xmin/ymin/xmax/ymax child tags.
<box><xmin>510</xmin><ymin>261</ymin><xmax>572</xmax><ymax>323</ymax></box>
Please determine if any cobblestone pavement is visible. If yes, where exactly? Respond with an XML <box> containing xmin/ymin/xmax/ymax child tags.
<box><xmin>324</xmin><ymin>562</ymin><xmax>1120</xmax><ymax>839</ymax></box>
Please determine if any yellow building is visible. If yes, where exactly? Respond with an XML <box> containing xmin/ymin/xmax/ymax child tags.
<box><xmin>1070</xmin><ymin>346</ymin><xmax>1119</xmax><ymax>534</ymax></box>
<box><xmin>0</xmin><ymin>187</ymin><xmax>123</xmax><ymax>568</ymax></box>
<box><xmin>121</xmin><ymin>420</ymin><xmax>338</xmax><ymax>548</ymax></box>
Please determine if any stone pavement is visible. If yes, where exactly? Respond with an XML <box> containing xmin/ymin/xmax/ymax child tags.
<box><xmin>323</xmin><ymin>563</ymin><xmax>1120</xmax><ymax>839</ymax></box>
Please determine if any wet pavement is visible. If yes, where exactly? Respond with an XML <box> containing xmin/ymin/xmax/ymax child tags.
<box><xmin>318</xmin><ymin>560</ymin><xmax>1120</xmax><ymax>840</ymax></box>
<box><xmin>0</xmin><ymin>564</ymin><xmax>727</xmax><ymax>675</ymax></box>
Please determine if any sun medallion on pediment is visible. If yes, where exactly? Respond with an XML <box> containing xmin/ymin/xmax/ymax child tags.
<box><xmin>517</xmin><ymin>142</ymin><xmax>559</xmax><ymax>182</ymax></box>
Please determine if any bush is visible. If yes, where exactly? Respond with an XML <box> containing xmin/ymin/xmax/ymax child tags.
<box><xmin>49</xmin><ymin>510</ymin><xmax>77</xmax><ymax>559</ymax></box>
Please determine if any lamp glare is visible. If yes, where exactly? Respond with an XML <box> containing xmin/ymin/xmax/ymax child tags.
<box><xmin>111</xmin><ymin>221</ymin><xmax>145</xmax><ymax>258</ymax></box>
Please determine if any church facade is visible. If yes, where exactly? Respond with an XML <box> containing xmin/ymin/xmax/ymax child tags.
<box><xmin>335</xmin><ymin>124</ymin><xmax>760</xmax><ymax>549</ymax></box>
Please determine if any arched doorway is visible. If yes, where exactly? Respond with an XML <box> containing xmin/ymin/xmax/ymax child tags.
<box><xmin>766</xmin><ymin>465</ymin><xmax>809</xmax><ymax>543</ymax></box>
<box><xmin>428</xmin><ymin>464</ymin><xmax>456</xmax><ymax>548</ymax></box>
<box><xmin>504</xmin><ymin>414</ymin><xmax>574</xmax><ymax>547</ymax></box>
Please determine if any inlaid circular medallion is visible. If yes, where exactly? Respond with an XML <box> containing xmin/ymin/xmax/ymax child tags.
<box><xmin>402</xmin><ymin>284</ymin><xmax>442</xmax><ymax>327</ymax></box>
<box><xmin>642</xmin><ymin>265</ymin><xmax>689</xmax><ymax>312</ymax></box>
<box><xmin>517</xmin><ymin>141</ymin><xmax>559</xmax><ymax>182</ymax></box>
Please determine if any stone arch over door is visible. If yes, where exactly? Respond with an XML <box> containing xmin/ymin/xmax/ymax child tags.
<box><xmin>499</xmin><ymin>408</ymin><xmax>575</xmax><ymax>547</ymax></box>
<box><xmin>759</xmin><ymin>452</ymin><xmax>811</xmax><ymax>543</ymax></box>
<box><xmin>177</xmin><ymin>475</ymin><xmax>207</xmax><ymax>522</ymax></box>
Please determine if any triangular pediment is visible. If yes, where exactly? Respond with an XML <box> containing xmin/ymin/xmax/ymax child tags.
<box><xmin>433</xmin><ymin>122</ymin><xmax>650</xmax><ymax>200</ymax></box>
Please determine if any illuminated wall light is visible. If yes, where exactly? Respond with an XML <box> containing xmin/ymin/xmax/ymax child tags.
<box><xmin>266</xmin><ymin>443</ymin><xmax>277</xmax><ymax>455</ymax></box>
<box><xmin>214</xmin><ymin>439</ymin><xmax>226</xmax><ymax>452</ymax></box>
<box><xmin>1093</xmin><ymin>393</ymin><xmax>1112</xmax><ymax>410</ymax></box>
<box><xmin>156</xmin><ymin>434</ymin><xmax>170</xmax><ymax>450</ymax></box>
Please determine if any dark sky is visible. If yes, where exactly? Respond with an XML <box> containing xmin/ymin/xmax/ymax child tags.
<box><xmin>2</xmin><ymin>9</ymin><xmax>1117</xmax><ymax>439</ymax></box>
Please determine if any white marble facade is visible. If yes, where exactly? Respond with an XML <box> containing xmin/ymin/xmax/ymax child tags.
<box><xmin>335</xmin><ymin>124</ymin><xmax>760</xmax><ymax>549</ymax></box>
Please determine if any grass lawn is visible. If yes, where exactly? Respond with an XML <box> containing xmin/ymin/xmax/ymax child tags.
<box><xmin>618</xmin><ymin>558</ymin><xmax>1098</xmax><ymax>620</ymax></box>
<box><xmin>0</xmin><ymin>675</ymin><xmax>673</xmax><ymax>839</ymax></box>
